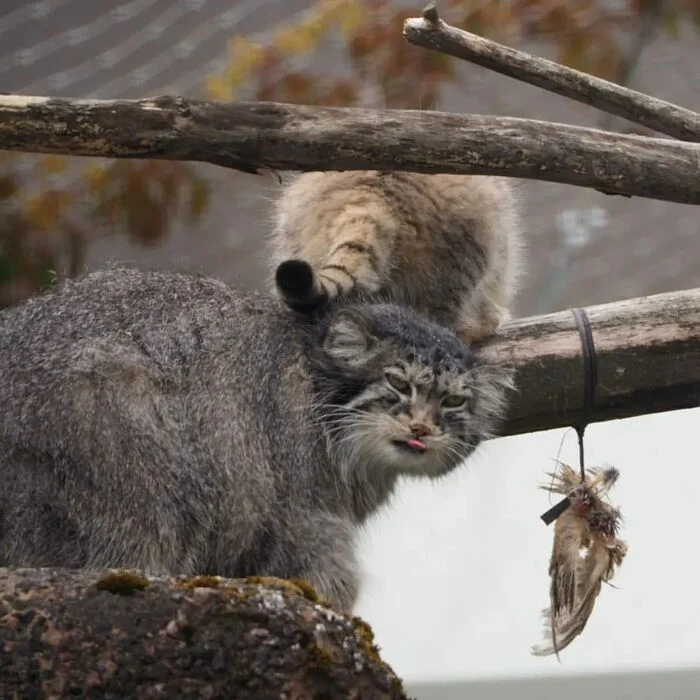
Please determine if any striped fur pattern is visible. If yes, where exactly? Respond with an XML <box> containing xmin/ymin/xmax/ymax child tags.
<box><xmin>271</xmin><ymin>171</ymin><xmax>522</xmax><ymax>344</ymax></box>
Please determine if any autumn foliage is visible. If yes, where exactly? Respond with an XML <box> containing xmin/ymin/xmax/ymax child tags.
<box><xmin>1</xmin><ymin>0</ymin><xmax>697</xmax><ymax>306</ymax></box>
<box><xmin>0</xmin><ymin>155</ymin><xmax>210</xmax><ymax>307</ymax></box>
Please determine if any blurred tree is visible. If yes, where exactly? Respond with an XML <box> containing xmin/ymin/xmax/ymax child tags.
<box><xmin>209</xmin><ymin>0</ymin><xmax>699</xmax><ymax>107</ymax></box>
<box><xmin>1</xmin><ymin>0</ymin><xmax>697</xmax><ymax>307</ymax></box>
<box><xmin>0</xmin><ymin>153</ymin><xmax>210</xmax><ymax>307</ymax></box>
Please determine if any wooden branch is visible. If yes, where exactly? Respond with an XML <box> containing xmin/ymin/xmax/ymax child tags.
<box><xmin>403</xmin><ymin>3</ymin><xmax>700</xmax><ymax>142</ymax></box>
<box><xmin>1</xmin><ymin>95</ymin><xmax>700</xmax><ymax>204</ymax></box>
<box><xmin>0</xmin><ymin>568</ymin><xmax>407</xmax><ymax>699</ymax></box>
<box><xmin>485</xmin><ymin>288</ymin><xmax>700</xmax><ymax>437</ymax></box>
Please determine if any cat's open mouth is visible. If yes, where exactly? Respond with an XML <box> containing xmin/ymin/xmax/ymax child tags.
<box><xmin>392</xmin><ymin>438</ymin><xmax>427</xmax><ymax>453</ymax></box>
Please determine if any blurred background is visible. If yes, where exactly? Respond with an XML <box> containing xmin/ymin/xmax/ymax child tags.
<box><xmin>1</xmin><ymin>1</ymin><xmax>699</xmax><ymax>697</ymax></box>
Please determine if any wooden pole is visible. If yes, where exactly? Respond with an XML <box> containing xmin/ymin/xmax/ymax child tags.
<box><xmin>486</xmin><ymin>288</ymin><xmax>700</xmax><ymax>436</ymax></box>
<box><xmin>0</xmin><ymin>95</ymin><xmax>699</xmax><ymax>204</ymax></box>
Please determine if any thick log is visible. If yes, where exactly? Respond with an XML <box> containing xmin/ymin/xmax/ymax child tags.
<box><xmin>487</xmin><ymin>288</ymin><xmax>700</xmax><ymax>436</ymax></box>
<box><xmin>0</xmin><ymin>568</ymin><xmax>407</xmax><ymax>699</ymax></box>
<box><xmin>403</xmin><ymin>3</ymin><xmax>700</xmax><ymax>142</ymax></box>
<box><xmin>0</xmin><ymin>95</ymin><xmax>700</xmax><ymax>204</ymax></box>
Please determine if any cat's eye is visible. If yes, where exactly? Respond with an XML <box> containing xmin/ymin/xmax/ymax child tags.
<box><xmin>442</xmin><ymin>394</ymin><xmax>467</xmax><ymax>408</ymax></box>
<box><xmin>385</xmin><ymin>373</ymin><xmax>411</xmax><ymax>395</ymax></box>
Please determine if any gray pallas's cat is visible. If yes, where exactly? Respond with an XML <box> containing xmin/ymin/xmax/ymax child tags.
<box><xmin>0</xmin><ymin>267</ymin><xmax>512</xmax><ymax>611</ymax></box>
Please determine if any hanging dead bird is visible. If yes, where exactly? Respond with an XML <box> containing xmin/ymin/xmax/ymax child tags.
<box><xmin>532</xmin><ymin>462</ymin><xmax>628</xmax><ymax>658</ymax></box>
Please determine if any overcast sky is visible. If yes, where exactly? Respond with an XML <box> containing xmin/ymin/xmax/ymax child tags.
<box><xmin>356</xmin><ymin>406</ymin><xmax>700</xmax><ymax>685</ymax></box>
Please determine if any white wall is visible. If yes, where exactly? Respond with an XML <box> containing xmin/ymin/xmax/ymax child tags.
<box><xmin>356</xmin><ymin>407</ymin><xmax>700</xmax><ymax>684</ymax></box>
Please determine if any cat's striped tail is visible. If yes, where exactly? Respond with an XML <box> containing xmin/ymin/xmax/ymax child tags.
<box><xmin>275</xmin><ymin>232</ymin><xmax>384</xmax><ymax>313</ymax></box>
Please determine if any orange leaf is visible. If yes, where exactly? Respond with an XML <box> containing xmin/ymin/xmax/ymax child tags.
<box><xmin>188</xmin><ymin>179</ymin><xmax>211</xmax><ymax>223</ymax></box>
<box><xmin>83</xmin><ymin>164</ymin><xmax>109</xmax><ymax>195</ymax></box>
<box><xmin>223</xmin><ymin>63</ymin><xmax>249</xmax><ymax>89</ymax></box>
<box><xmin>37</xmin><ymin>154</ymin><xmax>68</xmax><ymax>175</ymax></box>
<box><xmin>664</xmin><ymin>12</ymin><xmax>680</xmax><ymax>40</ymax></box>
<box><xmin>229</xmin><ymin>35</ymin><xmax>257</xmax><ymax>62</ymax></box>
<box><xmin>24</xmin><ymin>190</ymin><xmax>72</xmax><ymax>231</ymax></box>
<box><xmin>272</xmin><ymin>24</ymin><xmax>318</xmax><ymax>56</ymax></box>
<box><xmin>204</xmin><ymin>75</ymin><xmax>233</xmax><ymax>101</ymax></box>
<box><xmin>338</xmin><ymin>2</ymin><xmax>365</xmax><ymax>34</ymax></box>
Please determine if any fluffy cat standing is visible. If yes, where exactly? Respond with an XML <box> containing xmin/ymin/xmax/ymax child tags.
<box><xmin>0</xmin><ymin>267</ymin><xmax>511</xmax><ymax>612</ymax></box>
<box><xmin>271</xmin><ymin>171</ymin><xmax>522</xmax><ymax>344</ymax></box>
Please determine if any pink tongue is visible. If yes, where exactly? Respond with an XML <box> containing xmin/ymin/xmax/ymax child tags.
<box><xmin>405</xmin><ymin>438</ymin><xmax>427</xmax><ymax>451</ymax></box>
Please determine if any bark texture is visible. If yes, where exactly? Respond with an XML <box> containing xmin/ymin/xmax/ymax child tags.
<box><xmin>0</xmin><ymin>94</ymin><xmax>699</xmax><ymax>204</ymax></box>
<box><xmin>0</xmin><ymin>568</ymin><xmax>407</xmax><ymax>699</ymax></box>
<box><xmin>486</xmin><ymin>288</ymin><xmax>700</xmax><ymax>436</ymax></box>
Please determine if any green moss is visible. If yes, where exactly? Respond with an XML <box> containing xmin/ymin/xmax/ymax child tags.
<box><xmin>245</xmin><ymin>575</ymin><xmax>294</xmax><ymax>589</ymax></box>
<box><xmin>352</xmin><ymin>616</ymin><xmax>407</xmax><ymax>696</ymax></box>
<box><xmin>174</xmin><ymin>574</ymin><xmax>332</xmax><ymax>608</ymax></box>
<box><xmin>391</xmin><ymin>676</ymin><xmax>408</xmax><ymax>698</ymax></box>
<box><xmin>176</xmin><ymin>575</ymin><xmax>223</xmax><ymax>590</ymax></box>
<box><xmin>352</xmin><ymin>617</ymin><xmax>382</xmax><ymax>663</ymax></box>
<box><xmin>306</xmin><ymin>638</ymin><xmax>335</xmax><ymax>670</ymax></box>
<box><xmin>94</xmin><ymin>570</ymin><xmax>150</xmax><ymax>595</ymax></box>
<box><xmin>287</xmin><ymin>578</ymin><xmax>320</xmax><ymax>603</ymax></box>
<box><xmin>175</xmin><ymin>575</ymin><xmax>315</xmax><ymax>607</ymax></box>
<box><xmin>245</xmin><ymin>576</ymin><xmax>323</xmax><ymax>603</ymax></box>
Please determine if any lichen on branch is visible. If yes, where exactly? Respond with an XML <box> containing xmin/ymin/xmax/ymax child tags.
<box><xmin>0</xmin><ymin>567</ymin><xmax>407</xmax><ymax>699</ymax></box>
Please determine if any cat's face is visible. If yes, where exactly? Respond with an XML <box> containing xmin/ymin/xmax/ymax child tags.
<box><xmin>317</xmin><ymin>304</ymin><xmax>512</xmax><ymax>479</ymax></box>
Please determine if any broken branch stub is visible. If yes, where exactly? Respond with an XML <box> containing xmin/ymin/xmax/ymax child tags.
<box><xmin>403</xmin><ymin>3</ymin><xmax>700</xmax><ymax>142</ymax></box>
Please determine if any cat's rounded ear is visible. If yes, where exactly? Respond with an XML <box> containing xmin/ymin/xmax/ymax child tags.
<box><xmin>324</xmin><ymin>310</ymin><xmax>378</xmax><ymax>367</ymax></box>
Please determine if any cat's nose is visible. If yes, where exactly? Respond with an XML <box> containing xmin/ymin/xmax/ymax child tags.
<box><xmin>409</xmin><ymin>423</ymin><xmax>432</xmax><ymax>437</ymax></box>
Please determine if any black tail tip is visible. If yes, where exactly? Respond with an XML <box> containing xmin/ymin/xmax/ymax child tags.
<box><xmin>275</xmin><ymin>259</ymin><xmax>328</xmax><ymax>313</ymax></box>
<box><xmin>276</xmin><ymin>259</ymin><xmax>314</xmax><ymax>298</ymax></box>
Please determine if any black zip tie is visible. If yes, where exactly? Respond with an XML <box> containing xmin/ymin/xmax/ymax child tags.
<box><xmin>540</xmin><ymin>496</ymin><xmax>572</xmax><ymax>526</ymax></box>
<box><xmin>540</xmin><ymin>307</ymin><xmax>598</xmax><ymax>526</ymax></box>
<box><xmin>571</xmin><ymin>307</ymin><xmax>597</xmax><ymax>482</ymax></box>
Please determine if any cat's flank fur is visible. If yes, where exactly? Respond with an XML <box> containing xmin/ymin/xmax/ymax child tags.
<box><xmin>271</xmin><ymin>171</ymin><xmax>522</xmax><ymax>344</ymax></box>
<box><xmin>0</xmin><ymin>267</ymin><xmax>511</xmax><ymax>612</ymax></box>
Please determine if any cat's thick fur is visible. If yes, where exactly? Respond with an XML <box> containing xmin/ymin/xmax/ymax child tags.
<box><xmin>271</xmin><ymin>171</ymin><xmax>522</xmax><ymax>343</ymax></box>
<box><xmin>0</xmin><ymin>267</ymin><xmax>511</xmax><ymax>611</ymax></box>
